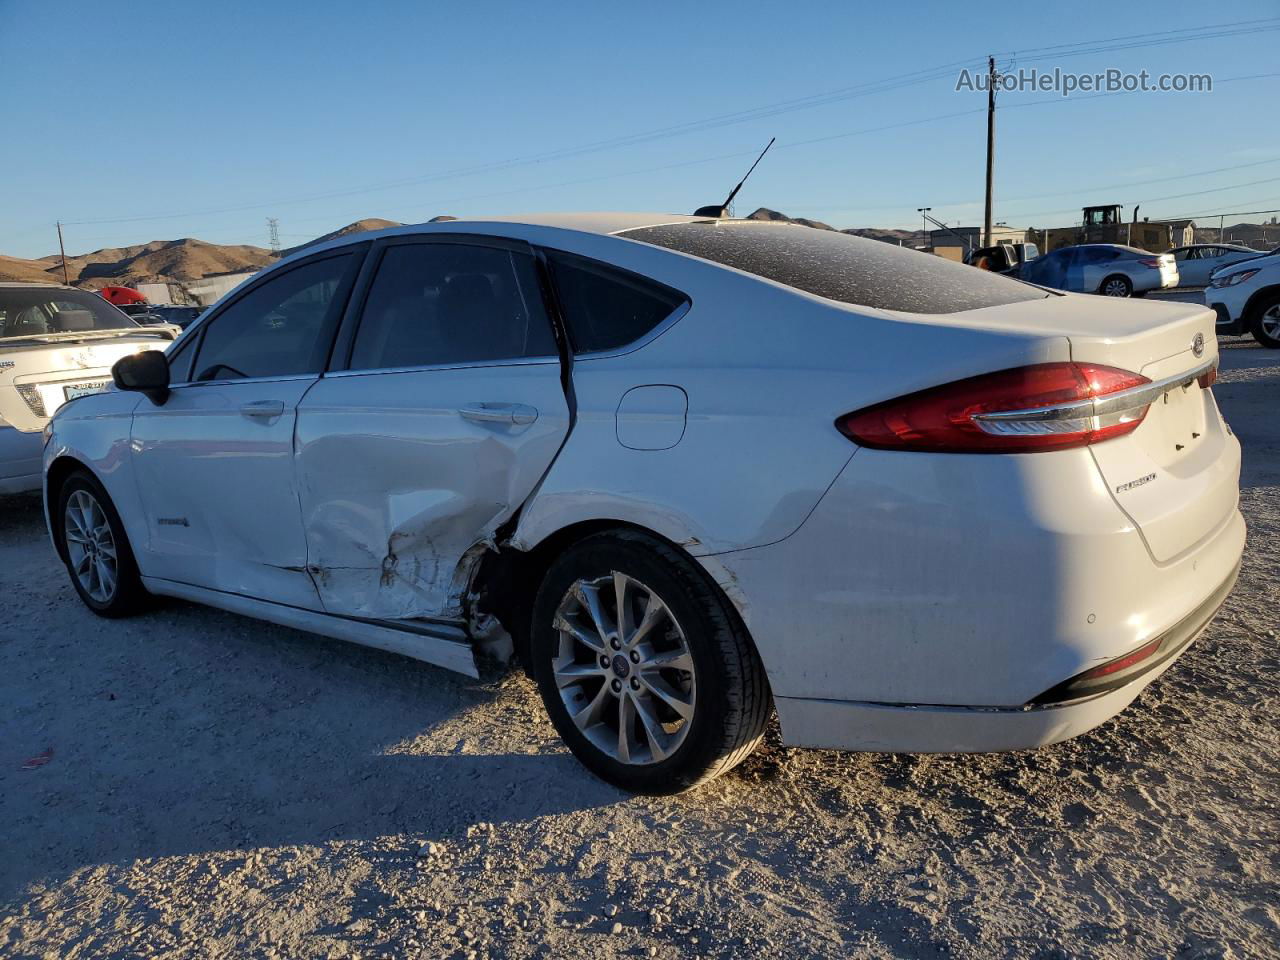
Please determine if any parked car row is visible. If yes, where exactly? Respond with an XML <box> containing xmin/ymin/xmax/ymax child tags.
<box><xmin>37</xmin><ymin>214</ymin><xmax>1243</xmax><ymax>793</ymax></box>
<box><xmin>1014</xmin><ymin>244</ymin><xmax>1179</xmax><ymax>297</ymax></box>
<box><xmin>977</xmin><ymin>242</ymin><xmax>1272</xmax><ymax>305</ymax></box>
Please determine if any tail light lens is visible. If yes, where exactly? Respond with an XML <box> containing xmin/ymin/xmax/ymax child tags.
<box><xmin>1139</xmin><ymin>258</ymin><xmax>1162</xmax><ymax>268</ymax></box>
<box><xmin>837</xmin><ymin>362</ymin><xmax>1152</xmax><ymax>454</ymax></box>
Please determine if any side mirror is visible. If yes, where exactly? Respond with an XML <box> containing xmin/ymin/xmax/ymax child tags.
<box><xmin>112</xmin><ymin>349</ymin><xmax>170</xmax><ymax>406</ymax></box>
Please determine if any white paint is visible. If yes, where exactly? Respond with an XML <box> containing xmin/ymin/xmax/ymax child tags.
<box><xmin>43</xmin><ymin>213</ymin><xmax>1246</xmax><ymax>756</ymax></box>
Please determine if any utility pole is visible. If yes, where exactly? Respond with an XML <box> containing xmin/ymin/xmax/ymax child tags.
<box><xmin>917</xmin><ymin>207</ymin><xmax>931</xmax><ymax>249</ymax></box>
<box><xmin>56</xmin><ymin>221</ymin><xmax>70</xmax><ymax>285</ymax></box>
<box><xmin>984</xmin><ymin>56</ymin><xmax>997</xmax><ymax>248</ymax></box>
<box><xmin>267</xmin><ymin>217</ymin><xmax>281</xmax><ymax>256</ymax></box>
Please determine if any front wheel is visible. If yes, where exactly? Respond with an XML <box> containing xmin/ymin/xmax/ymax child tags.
<box><xmin>56</xmin><ymin>470</ymin><xmax>148</xmax><ymax>617</ymax></box>
<box><xmin>1250</xmin><ymin>294</ymin><xmax>1280</xmax><ymax>348</ymax></box>
<box><xmin>530</xmin><ymin>531</ymin><xmax>770</xmax><ymax>794</ymax></box>
<box><xmin>1099</xmin><ymin>274</ymin><xmax>1133</xmax><ymax>297</ymax></box>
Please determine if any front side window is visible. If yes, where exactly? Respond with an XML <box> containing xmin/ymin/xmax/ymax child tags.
<box><xmin>546</xmin><ymin>251</ymin><xmax>685</xmax><ymax>354</ymax></box>
<box><xmin>166</xmin><ymin>334</ymin><xmax>197</xmax><ymax>384</ymax></box>
<box><xmin>192</xmin><ymin>254</ymin><xmax>353</xmax><ymax>382</ymax></box>
<box><xmin>350</xmin><ymin>243</ymin><xmax>556</xmax><ymax>370</ymax></box>
<box><xmin>620</xmin><ymin>222</ymin><xmax>1046</xmax><ymax>314</ymax></box>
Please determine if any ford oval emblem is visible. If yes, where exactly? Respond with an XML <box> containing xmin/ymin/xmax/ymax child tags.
<box><xmin>1192</xmin><ymin>332</ymin><xmax>1205</xmax><ymax>358</ymax></box>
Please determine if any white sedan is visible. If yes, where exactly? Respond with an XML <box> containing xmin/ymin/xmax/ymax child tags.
<box><xmin>43</xmin><ymin>214</ymin><xmax>1244</xmax><ymax>793</ymax></box>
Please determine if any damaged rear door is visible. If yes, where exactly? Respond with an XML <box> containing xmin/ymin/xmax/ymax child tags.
<box><xmin>294</xmin><ymin>235</ymin><xmax>570</xmax><ymax>622</ymax></box>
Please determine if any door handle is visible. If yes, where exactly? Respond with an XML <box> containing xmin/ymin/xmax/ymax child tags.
<box><xmin>240</xmin><ymin>400</ymin><xmax>285</xmax><ymax>420</ymax></box>
<box><xmin>458</xmin><ymin>402</ymin><xmax>538</xmax><ymax>426</ymax></box>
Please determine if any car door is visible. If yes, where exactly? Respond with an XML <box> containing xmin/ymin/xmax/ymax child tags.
<box><xmin>1178</xmin><ymin>247</ymin><xmax>1211</xmax><ymax>286</ymax></box>
<box><xmin>129</xmin><ymin>249</ymin><xmax>364</xmax><ymax>608</ymax></box>
<box><xmin>294</xmin><ymin>235</ymin><xmax>571</xmax><ymax>622</ymax></box>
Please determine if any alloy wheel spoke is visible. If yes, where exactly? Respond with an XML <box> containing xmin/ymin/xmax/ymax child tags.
<box><xmin>643</xmin><ymin>648</ymin><xmax>695</xmax><ymax>672</ymax></box>
<box><xmin>554</xmin><ymin>614</ymin><xmax>605</xmax><ymax>654</ymax></box>
<box><xmin>95</xmin><ymin>557</ymin><xmax>116</xmax><ymax>599</ymax></box>
<box><xmin>571</xmin><ymin>681</ymin><xmax>612</xmax><ymax>732</ymax></box>
<box><xmin>617</xmin><ymin>694</ymin><xmax>636</xmax><ymax>764</ymax></box>
<box><xmin>628</xmin><ymin>593</ymin><xmax>669</xmax><ymax>647</ymax></box>
<box><xmin>613</xmin><ymin>571</ymin><xmax>634</xmax><ymax>640</ymax></box>
<box><xmin>576</xmin><ymin>581</ymin><xmax>615</xmax><ymax>645</ymax></box>
<box><xmin>553</xmin><ymin>659</ymin><xmax>604</xmax><ymax>687</ymax></box>
<box><xmin>74</xmin><ymin>551</ymin><xmax>92</xmax><ymax>576</ymax></box>
<box><xmin>632</xmin><ymin>693</ymin><xmax>671</xmax><ymax>762</ymax></box>
<box><xmin>639</xmin><ymin>673</ymin><xmax>695</xmax><ymax>720</ymax></box>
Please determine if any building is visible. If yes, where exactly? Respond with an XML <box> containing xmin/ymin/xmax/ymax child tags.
<box><xmin>183</xmin><ymin>271</ymin><xmax>258</xmax><ymax>306</ymax></box>
<box><xmin>928</xmin><ymin>224</ymin><xmax>1028</xmax><ymax>253</ymax></box>
<box><xmin>1152</xmin><ymin>220</ymin><xmax>1196</xmax><ymax>247</ymax></box>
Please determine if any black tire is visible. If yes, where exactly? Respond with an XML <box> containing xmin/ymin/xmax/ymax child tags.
<box><xmin>55</xmin><ymin>469</ymin><xmax>148</xmax><ymax>617</ymax></box>
<box><xmin>1248</xmin><ymin>292</ymin><xmax>1280</xmax><ymax>348</ymax></box>
<box><xmin>1098</xmin><ymin>274</ymin><xmax>1133</xmax><ymax>297</ymax></box>
<box><xmin>530</xmin><ymin>530</ymin><xmax>770</xmax><ymax>794</ymax></box>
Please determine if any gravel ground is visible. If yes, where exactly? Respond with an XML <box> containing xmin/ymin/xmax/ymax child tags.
<box><xmin>2</xmin><ymin>339</ymin><xmax>1277</xmax><ymax>960</ymax></box>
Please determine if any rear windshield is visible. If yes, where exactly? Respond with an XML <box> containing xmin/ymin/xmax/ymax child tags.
<box><xmin>0</xmin><ymin>287</ymin><xmax>138</xmax><ymax>342</ymax></box>
<box><xmin>619</xmin><ymin>222</ymin><xmax>1048</xmax><ymax>314</ymax></box>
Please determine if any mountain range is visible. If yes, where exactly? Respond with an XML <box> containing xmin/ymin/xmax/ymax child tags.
<box><xmin>1</xmin><ymin>210</ymin><xmax>1271</xmax><ymax>289</ymax></box>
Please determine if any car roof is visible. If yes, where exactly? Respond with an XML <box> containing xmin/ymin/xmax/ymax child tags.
<box><xmin>275</xmin><ymin>212</ymin><xmax>756</xmax><ymax>267</ymax></box>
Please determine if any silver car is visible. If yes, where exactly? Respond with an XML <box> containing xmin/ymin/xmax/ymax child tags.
<box><xmin>1019</xmin><ymin>244</ymin><xmax>1178</xmax><ymax>297</ymax></box>
<box><xmin>1169</xmin><ymin>243</ymin><xmax>1264</xmax><ymax>287</ymax></box>
<box><xmin>0</xmin><ymin>283</ymin><xmax>175</xmax><ymax>493</ymax></box>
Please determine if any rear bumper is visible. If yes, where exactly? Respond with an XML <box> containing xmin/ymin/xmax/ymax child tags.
<box><xmin>0</xmin><ymin>425</ymin><xmax>43</xmax><ymax>494</ymax></box>
<box><xmin>774</xmin><ymin>559</ymin><xmax>1238</xmax><ymax>752</ymax></box>
<box><xmin>705</xmin><ymin>441</ymin><xmax>1245</xmax><ymax>730</ymax></box>
<box><xmin>777</xmin><ymin>667</ymin><xmax>1165</xmax><ymax>753</ymax></box>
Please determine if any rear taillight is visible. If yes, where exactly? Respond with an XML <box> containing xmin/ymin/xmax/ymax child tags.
<box><xmin>1139</xmin><ymin>258</ymin><xmax>1162</xmax><ymax>268</ymax></box>
<box><xmin>1075</xmin><ymin>637</ymin><xmax>1163</xmax><ymax>681</ymax></box>
<box><xmin>1198</xmin><ymin>366</ymin><xmax>1217</xmax><ymax>389</ymax></box>
<box><xmin>836</xmin><ymin>362</ymin><xmax>1153</xmax><ymax>454</ymax></box>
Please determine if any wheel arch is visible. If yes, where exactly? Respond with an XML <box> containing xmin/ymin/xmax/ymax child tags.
<box><xmin>1098</xmin><ymin>272</ymin><xmax>1132</xmax><ymax>295</ymax></box>
<box><xmin>472</xmin><ymin>517</ymin><xmax>753</xmax><ymax>671</ymax></box>
<box><xmin>1243</xmin><ymin>283</ymin><xmax>1280</xmax><ymax>322</ymax></box>
<box><xmin>44</xmin><ymin>454</ymin><xmax>95</xmax><ymax>562</ymax></box>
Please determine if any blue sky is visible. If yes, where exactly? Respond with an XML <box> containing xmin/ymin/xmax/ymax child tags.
<box><xmin>3</xmin><ymin>1</ymin><xmax>1278</xmax><ymax>258</ymax></box>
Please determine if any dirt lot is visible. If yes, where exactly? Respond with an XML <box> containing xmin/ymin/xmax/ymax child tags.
<box><xmin>2</xmin><ymin>339</ymin><xmax>1277</xmax><ymax>960</ymax></box>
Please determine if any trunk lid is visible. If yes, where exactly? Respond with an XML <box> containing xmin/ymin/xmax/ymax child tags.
<box><xmin>0</xmin><ymin>336</ymin><xmax>169</xmax><ymax>431</ymax></box>
<box><xmin>910</xmin><ymin>293</ymin><xmax>1237</xmax><ymax>562</ymax></box>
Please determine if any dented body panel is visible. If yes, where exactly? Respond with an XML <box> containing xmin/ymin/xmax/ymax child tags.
<box><xmin>295</xmin><ymin>362</ymin><xmax>570</xmax><ymax>620</ymax></box>
<box><xmin>129</xmin><ymin>376</ymin><xmax>324</xmax><ymax>609</ymax></box>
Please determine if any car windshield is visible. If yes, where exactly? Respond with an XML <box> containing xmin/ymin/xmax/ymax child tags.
<box><xmin>619</xmin><ymin>221</ymin><xmax>1049</xmax><ymax>314</ymax></box>
<box><xmin>0</xmin><ymin>287</ymin><xmax>140</xmax><ymax>342</ymax></box>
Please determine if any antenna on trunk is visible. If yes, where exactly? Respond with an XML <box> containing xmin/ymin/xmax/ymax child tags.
<box><xmin>693</xmin><ymin>138</ymin><xmax>776</xmax><ymax>218</ymax></box>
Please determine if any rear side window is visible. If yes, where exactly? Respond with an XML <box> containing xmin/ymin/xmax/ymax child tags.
<box><xmin>350</xmin><ymin>243</ymin><xmax>556</xmax><ymax>370</ymax></box>
<box><xmin>621</xmin><ymin>222</ymin><xmax>1046</xmax><ymax>314</ymax></box>
<box><xmin>193</xmin><ymin>253</ymin><xmax>354</xmax><ymax>381</ymax></box>
<box><xmin>546</xmin><ymin>252</ymin><xmax>685</xmax><ymax>354</ymax></box>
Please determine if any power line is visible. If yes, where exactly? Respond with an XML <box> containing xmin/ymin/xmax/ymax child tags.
<box><xmin>47</xmin><ymin>17</ymin><xmax>1280</xmax><ymax>230</ymax></box>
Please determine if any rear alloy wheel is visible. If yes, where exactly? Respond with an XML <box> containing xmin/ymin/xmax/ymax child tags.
<box><xmin>531</xmin><ymin>531</ymin><xmax>769</xmax><ymax>793</ymax></box>
<box><xmin>1251</xmin><ymin>295</ymin><xmax>1280</xmax><ymax>348</ymax></box>
<box><xmin>1099</xmin><ymin>274</ymin><xmax>1133</xmax><ymax>297</ymax></box>
<box><xmin>57</xmin><ymin>471</ymin><xmax>148</xmax><ymax>617</ymax></box>
<box><xmin>552</xmin><ymin>572</ymin><xmax>698</xmax><ymax>766</ymax></box>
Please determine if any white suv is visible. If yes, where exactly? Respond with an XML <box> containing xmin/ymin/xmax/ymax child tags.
<box><xmin>1206</xmin><ymin>250</ymin><xmax>1280</xmax><ymax>348</ymax></box>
